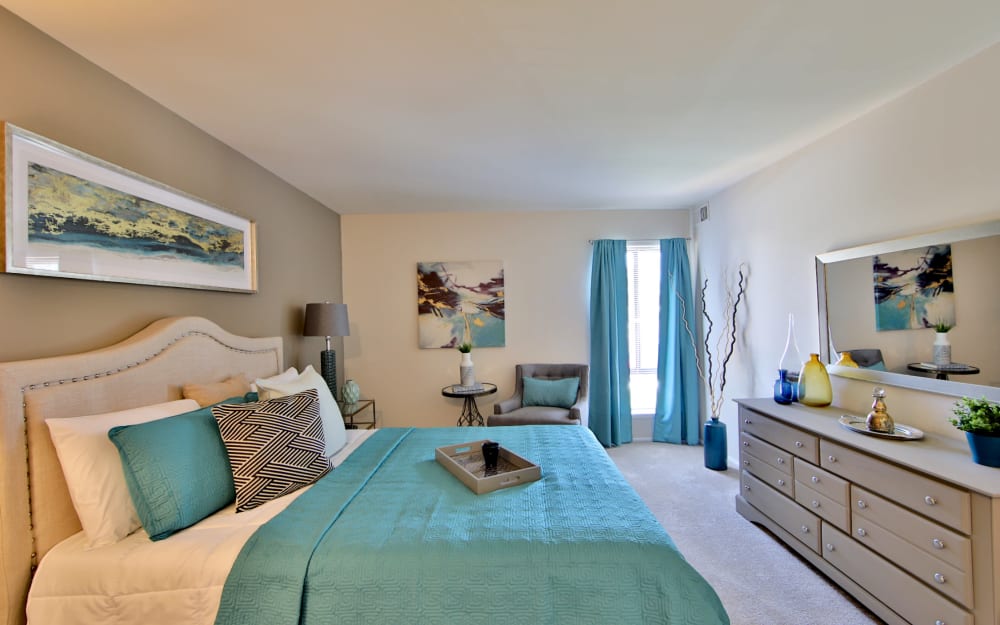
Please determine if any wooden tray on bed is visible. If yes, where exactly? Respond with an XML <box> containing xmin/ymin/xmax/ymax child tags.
<box><xmin>435</xmin><ymin>439</ymin><xmax>541</xmax><ymax>494</ymax></box>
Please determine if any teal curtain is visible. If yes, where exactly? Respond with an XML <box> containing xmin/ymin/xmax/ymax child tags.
<box><xmin>588</xmin><ymin>240</ymin><xmax>632</xmax><ymax>447</ymax></box>
<box><xmin>652</xmin><ymin>238</ymin><xmax>700</xmax><ymax>444</ymax></box>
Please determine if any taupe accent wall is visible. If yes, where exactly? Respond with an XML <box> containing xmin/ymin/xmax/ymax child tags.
<box><xmin>0</xmin><ymin>8</ymin><xmax>342</xmax><ymax>370</ymax></box>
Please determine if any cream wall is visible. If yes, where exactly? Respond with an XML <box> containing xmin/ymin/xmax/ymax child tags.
<box><xmin>341</xmin><ymin>210</ymin><xmax>690</xmax><ymax>428</ymax></box>
<box><xmin>0</xmin><ymin>8</ymin><xmax>342</xmax><ymax>371</ymax></box>
<box><xmin>696</xmin><ymin>42</ymin><xmax>1000</xmax><ymax>464</ymax></box>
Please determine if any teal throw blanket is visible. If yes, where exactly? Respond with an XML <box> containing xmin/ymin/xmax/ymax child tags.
<box><xmin>216</xmin><ymin>426</ymin><xmax>729</xmax><ymax>625</ymax></box>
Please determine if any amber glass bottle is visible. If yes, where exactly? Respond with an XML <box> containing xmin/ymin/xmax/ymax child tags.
<box><xmin>798</xmin><ymin>353</ymin><xmax>832</xmax><ymax>407</ymax></box>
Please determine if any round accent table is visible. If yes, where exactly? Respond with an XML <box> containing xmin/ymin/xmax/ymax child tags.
<box><xmin>906</xmin><ymin>362</ymin><xmax>980</xmax><ymax>381</ymax></box>
<box><xmin>441</xmin><ymin>383</ymin><xmax>497</xmax><ymax>426</ymax></box>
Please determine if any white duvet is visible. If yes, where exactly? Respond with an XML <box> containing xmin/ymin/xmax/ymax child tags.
<box><xmin>27</xmin><ymin>430</ymin><xmax>375</xmax><ymax>625</ymax></box>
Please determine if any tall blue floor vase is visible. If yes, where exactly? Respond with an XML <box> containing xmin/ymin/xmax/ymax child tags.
<box><xmin>704</xmin><ymin>417</ymin><xmax>728</xmax><ymax>470</ymax></box>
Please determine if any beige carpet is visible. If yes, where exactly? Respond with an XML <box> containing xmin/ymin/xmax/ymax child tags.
<box><xmin>607</xmin><ymin>441</ymin><xmax>885</xmax><ymax>625</ymax></box>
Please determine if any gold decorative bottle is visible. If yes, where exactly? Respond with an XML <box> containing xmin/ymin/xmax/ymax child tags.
<box><xmin>798</xmin><ymin>353</ymin><xmax>832</xmax><ymax>407</ymax></box>
<box><xmin>865</xmin><ymin>387</ymin><xmax>894</xmax><ymax>434</ymax></box>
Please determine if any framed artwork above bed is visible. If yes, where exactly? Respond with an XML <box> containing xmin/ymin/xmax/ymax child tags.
<box><xmin>1</xmin><ymin>122</ymin><xmax>257</xmax><ymax>293</ymax></box>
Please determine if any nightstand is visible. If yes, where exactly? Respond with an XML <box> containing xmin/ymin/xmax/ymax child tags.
<box><xmin>338</xmin><ymin>398</ymin><xmax>376</xmax><ymax>429</ymax></box>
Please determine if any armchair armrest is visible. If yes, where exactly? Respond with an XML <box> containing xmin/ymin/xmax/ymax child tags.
<box><xmin>569</xmin><ymin>397</ymin><xmax>589</xmax><ymax>427</ymax></box>
<box><xmin>494</xmin><ymin>395</ymin><xmax>522</xmax><ymax>414</ymax></box>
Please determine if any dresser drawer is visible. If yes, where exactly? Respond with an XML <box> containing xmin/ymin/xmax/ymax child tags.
<box><xmin>851</xmin><ymin>507</ymin><xmax>972</xmax><ymax>608</ymax></box>
<box><xmin>822</xmin><ymin>523</ymin><xmax>972</xmax><ymax>625</ymax></box>
<box><xmin>740</xmin><ymin>432</ymin><xmax>793</xmax><ymax>476</ymax></box>
<box><xmin>852</xmin><ymin>486</ymin><xmax>972</xmax><ymax>575</ymax></box>
<box><xmin>741</xmin><ymin>450</ymin><xmax>794</xmax><ymax>498</ymax></box>
<box><xmin>742</xmin><ymin>470</ymin><xmax>820</xmax><ymax>553</ymax></box>
<box><xmin>795</xmin><ymin>482</ymin><xmax>849</xmax><ymax>532</ymax></box>
<box><xmin>821</xmin><ymin>440</ymin><xmax>971</xmax><ymax>533</ymax></box>
<box><xmin>793</xmin><ymin>457</ymin><xmax>848</xmax><ymax>506</ymax></box>
<box><xmin>740</xmin><ymin>407</ymin><xmax>819</xmax><ymax>463</ymax></box>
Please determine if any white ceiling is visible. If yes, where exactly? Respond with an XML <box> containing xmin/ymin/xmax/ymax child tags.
<box><xmin>4</xmin><ymin>1</ymin><xmax>1000</xmax><ymax>215</ymax></box>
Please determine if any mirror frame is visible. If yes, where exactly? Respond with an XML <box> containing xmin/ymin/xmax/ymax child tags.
<box><xmin>816</xmin><ymin>219</ymin><xmax>1000</xmax><ymax>403</ymax></box>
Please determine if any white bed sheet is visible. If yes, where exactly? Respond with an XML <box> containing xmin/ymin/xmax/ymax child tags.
<box><xmin>26</xmin><ymin>429</ymin><xmax>375</xmax><ymax>625</ymax></box>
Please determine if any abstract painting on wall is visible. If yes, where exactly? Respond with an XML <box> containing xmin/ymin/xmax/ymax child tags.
<box><xmin>417</xmin><ymin>260</ymin><xmax>505</xmax><ymax>348</ymax></box>
<box><xmin>873</xmin><ymin>244</ymin><xmax>954</xmax><ymax>331</ymax></box>
<box><xmin>1</xmin><ymin>122</ymin><xmax>256</xmax><ymax>292</ymax></box>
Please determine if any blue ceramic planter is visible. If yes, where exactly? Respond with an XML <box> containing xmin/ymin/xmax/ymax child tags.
<box><xmin>704</xmin><ymin>418</ymin><xmax>727</xmax><ymax>470</ymax></box>
<box><xmin>966</xmin><ymin>432</ymin><xmax>1000</xmax><ymax>468</ymax></box>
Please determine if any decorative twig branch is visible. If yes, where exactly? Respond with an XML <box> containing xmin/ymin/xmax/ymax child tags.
<box><xmin>673</xmin><ymin>264</ymin><xmax>748</xmax><ymax>420</ymax></box>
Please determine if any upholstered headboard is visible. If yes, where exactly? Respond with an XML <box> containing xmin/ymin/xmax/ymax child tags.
<box><xmin>0</xmin><ymin>317</ymin><xmax>282</xmax><ymax>625</ymax></box>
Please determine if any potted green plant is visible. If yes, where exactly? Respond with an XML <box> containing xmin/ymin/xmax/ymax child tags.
<box><xmin>932</xmin><ymin>322</ymin><xmax>953</xmax><ymax>366</ymax></box>
<box><xmin>457</xmin><ymin>343</ymin><xmax>475</xmax><ymax>387</ymax></box>
<box><xmin>949</xmin><ymin>396</ymin><xmax>1000</xmax><ymax>467</ymax></box>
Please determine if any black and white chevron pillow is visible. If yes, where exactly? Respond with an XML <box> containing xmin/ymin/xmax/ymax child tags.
<box><xmin>211</xmin><ymin>389</ymin><xmax>331</xmax><ymax>512</ymax></box>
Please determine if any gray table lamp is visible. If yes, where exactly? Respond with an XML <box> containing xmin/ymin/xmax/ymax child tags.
<box><xmin>303</xmin><ymin>302</ymin><xmax>350</xmax><ymax>399</ymax></box>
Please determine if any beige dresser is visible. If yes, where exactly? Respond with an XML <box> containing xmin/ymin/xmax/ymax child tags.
<box><xmin>735</xmin><ymin>398</ymin><xmax>999</xmax><ymax>625</ymax></box>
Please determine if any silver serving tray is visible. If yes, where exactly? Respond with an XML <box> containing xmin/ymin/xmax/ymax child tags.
<box><xmin>838</xmin><ymin>415</ymin><xmax>924</xmax><ymax>441</ymax></box>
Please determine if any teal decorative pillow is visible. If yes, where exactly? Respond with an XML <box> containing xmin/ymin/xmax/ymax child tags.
<box><xmin>107</xmin><ymin>395</ymin><xmax>248</xmax><ymax>541</ymax></box>
<box><xmin>522</xmin><ymin>376</ymin><xmax>580</xmax><ymax>409</ymax></box>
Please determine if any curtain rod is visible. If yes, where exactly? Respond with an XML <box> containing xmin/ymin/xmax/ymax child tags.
<box><xmin>588</xmin><ymin>237</ymin><xmax>691</xmax><ymax>244</ymax></box>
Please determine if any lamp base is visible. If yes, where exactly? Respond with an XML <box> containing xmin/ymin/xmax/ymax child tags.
<box><xmin>320</xmin><ymin>350</ymin><xmax>337</xmax><ymax>400</ymax></box>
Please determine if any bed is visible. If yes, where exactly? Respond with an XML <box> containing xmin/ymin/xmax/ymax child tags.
<box><xmin>0</xmin><ymin>316</ymin><xmax>729</xmax><ymax>625</ymax></box>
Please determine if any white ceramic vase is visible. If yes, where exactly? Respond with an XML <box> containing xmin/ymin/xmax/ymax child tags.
<box><xmin>933</xmin><ymin>332</ymin><xmax>951</xmax><ymax>366</ymax></box>
<box><xmin>460</xmin><ymin>352</ymin><xmax>475</xmax><ymax>387</ymax></box>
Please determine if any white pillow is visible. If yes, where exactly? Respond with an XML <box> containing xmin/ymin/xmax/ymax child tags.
<box><xmin>250</xmin><ymin>366</ymin><xmax>299</xmax><ymax>392</ymax></box>
<box><xmin>46</xmin><ymin>398</ymin><xmax>201</xmax><ymax>549</ymax></box>
<box><xmin>256</xmin><ymin>365</ymin><xmax>347</xmax><ymax>455</ymax></box>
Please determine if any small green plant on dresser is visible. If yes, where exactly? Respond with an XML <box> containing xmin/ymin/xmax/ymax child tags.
<box><xmin>950</xmin><ymin>396</ymin><xmax>1000</xmax><ymax>435</ymax></box>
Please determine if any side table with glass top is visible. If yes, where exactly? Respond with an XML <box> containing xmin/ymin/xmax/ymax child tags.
<box><xmin>441</xmin><ymin>383</ymin><xmax>497</xmax><ymax>426</ymax></box>
<box><xmin>906</xmin><ymin>362</ymin><xmax>980</xmax><ymax>380</ymax></box>
<box><xmin>338</xmin><ymin>398</ymin><xmax>376</xmax><ymax>429</ymax></box>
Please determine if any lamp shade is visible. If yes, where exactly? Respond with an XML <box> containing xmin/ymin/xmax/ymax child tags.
<box><xmin>303</xmin><ymin>302</ymin><xmax>350</xmax><ymax>337</ymax></box>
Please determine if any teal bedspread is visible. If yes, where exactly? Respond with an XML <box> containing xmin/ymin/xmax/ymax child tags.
<box><xmin>215</xmin><ymin>426</ymin><xmax>729</xmax><ymax>625</ymax></box>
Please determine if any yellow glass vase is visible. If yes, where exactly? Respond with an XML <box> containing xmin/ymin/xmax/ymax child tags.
<box><xmin>835</xmin><ymin>351</ymin><xmax>859</xmax><ymax>368</ymax></box>
<box><xmin>798</xmin><ymin>353</ymin><xmax>832</xmax><ymax>407</ymax></box>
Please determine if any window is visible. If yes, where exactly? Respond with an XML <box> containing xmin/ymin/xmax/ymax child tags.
<box><xmin>626</xmin><ymin>241</ymin><xmax>660</xmax><ymax>415</ymax></box>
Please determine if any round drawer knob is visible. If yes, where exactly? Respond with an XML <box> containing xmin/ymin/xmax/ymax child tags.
<box><xmin>934</xmin><ymin>573</ymin><xmax>946</xmax><ymax>584</ymax></box>
<box><xmin>795</xmin><ymin>441</ymin><xmax>803</xmax><ymax>448</ymax></box>
<box><xmin>825</xmin><ymin>543</ymin><xmax>835</xmax><ymax>552</ymax></box>
<box><xmin>936</xmin><ymin>620</ymin><xmax>946</xmax><ymax>625</ymax></box>
<box><xmin>925</xmin><ymin>496</ymin><xmax>937</xmax><ymax>506</ymax></box>
<box><xmin>932</xmin><ymin>538</ymin><xmax>945</xmax><ymax>550</ymax></box>
<box><xmin>744</xmin><ymin>485</ymin><xmax>751</xmax><ymax>491</ymax></box>
<box><xmin>742</xmin><ymin>441</ymin><xmax>749</xmax><ymax>447</ymax></box>
<box><xmin>811</xmin><ymin>476</ymin><xmax>819</xmax><ymax>484</ymax></box>
<box><xmin>777</xmin><ymin>457</ymin><xmax>785</xmax><ymax>464</ymax></box>
<box><xmin>827</xmin><ymin>455</ymin><xmax>837</xmax><ymax>463</ymax></box>
<box><xmin>857</xmin><ymin>528</ymin><xmax>867</xmax><ymax>538</ymax></box>
<box><xmin>811</xmin><ymin>500</ymin><xmax>820</xmax><ymax>509</ymax></box>
<box><xmin>800</xmin><ymin>525</ymin><xmax>810</xmax><ymax>534</ymax></box>
<box><xmin>743</xmin><ymin>460</ymin><xmax>750</xmax><ymax>466</ymax></box>
<box><xmin>777</xmin><ymin>479</ymin><xmax>786</xmax><ymax>487</ymax></box>
<box><xmin>857</xmin><ymin>499</ymin><xmax>868</xmax><ymax>509</ymax></box>
<box><xmin>744</xmin><ymin>419</ymin><xmax>751</xmax><ymax>424</ymax></box>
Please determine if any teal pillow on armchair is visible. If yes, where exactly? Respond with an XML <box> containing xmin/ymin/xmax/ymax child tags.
<box><xmin>522</xmin><ymin>376</ymin><xmax>580</xmax><ymax>409</ymax></box>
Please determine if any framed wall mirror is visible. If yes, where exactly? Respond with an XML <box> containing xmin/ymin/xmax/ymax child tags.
<box><xmin>816</xmin><ymin>219</ymin><xmax>1000</xmax><ymax>402</ymax></box>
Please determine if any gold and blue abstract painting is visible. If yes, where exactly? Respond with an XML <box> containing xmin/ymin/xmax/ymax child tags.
<box><xmin>4</xmin><ymin>122</ymin><xmax>256</xmax><ymax>292</ymax></box>
<box><xmin>27</xmin><ymin>163</ymin><xmax>245</xmax><ymax>269</ymax></box>
<box><xmin>417</xmin><ymin>261</ymin><xmax>505</xmax><ymax>348</ymax></box>
<box><xmin>873</xmin><ymin>244</ymin><xmax>954</xmax><ymax>331</ymax></box>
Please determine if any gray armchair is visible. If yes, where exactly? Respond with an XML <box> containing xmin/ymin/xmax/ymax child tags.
<box><xmin>489</xmin><ymin>363</ymin><xmax>589</xmax><ymax>427</ymax></box>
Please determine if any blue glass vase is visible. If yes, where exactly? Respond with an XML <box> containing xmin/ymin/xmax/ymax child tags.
<box><xmin>773</xmin><ymin>369</ymin><xmax>793</xmax><ymax>404</ymax></box>
<box><xmin>704</xmin><ymin>418</ymin><xmax>727</xmax><ymax>470</ymax></box>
